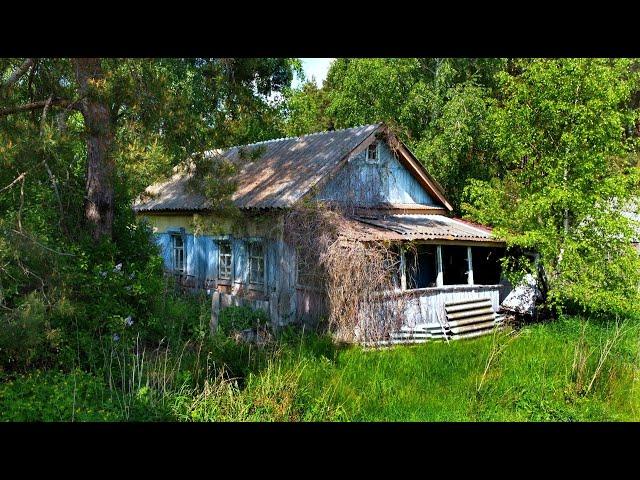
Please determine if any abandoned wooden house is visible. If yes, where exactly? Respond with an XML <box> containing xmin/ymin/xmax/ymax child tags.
<box><xmin>133</xmin><ymin>123</ymin><xmax>511</xmax><ymax>342</ymax></box>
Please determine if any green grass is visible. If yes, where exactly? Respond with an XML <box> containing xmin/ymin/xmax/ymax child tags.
<box><xmin>288</xmin><ymin>317</ymin><xmax>640</xmax><ymax>421</ymax></box>
<box><xmin>2</xmin><ymin>316</ymin><xmax>639</xmax><ymax>421</ymax></box>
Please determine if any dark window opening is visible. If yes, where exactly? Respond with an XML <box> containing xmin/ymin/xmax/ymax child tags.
<box><xmin>406</xmin><ymin>244</ymin><xmax>437</xmax><ymax>289</ymax></box>
<box><xmin>442</xmin><ymin>245</ymin><xmax>468</xmax><ymax>285</ymax></box>
<box><xmin>248</xmin><ymin>240</ymin><xmax>265</xmax><ymax>285</ymax></box>
<box><xmin>472</xmin><ymin>247</ymin><xmax>504</xmax><ymax>285</ymax></box>
<box><xmin>365</xmin><ymin>142</ymin><xmax>379</xmax><ymax>162</ymax></box>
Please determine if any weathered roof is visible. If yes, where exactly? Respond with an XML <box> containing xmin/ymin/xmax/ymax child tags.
<box><xmin>339</xmin><ymin>214</ymin><xmax>503</xmax><ymax>244</ymax></box>
<box><xmin>134</xmin><ymin>123</ymin><xmax>383</xmax><ymax>212</ymax></box>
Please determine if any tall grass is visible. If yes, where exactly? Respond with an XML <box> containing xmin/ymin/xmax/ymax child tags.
<box><xmin>2</xmin><ymin>315</ymin><xmax>639</xmax><ymax>421</ymax></box>
<box><xmin>295</xmin><ymin>316</ymin><xmax>640</xmax><ymax>421</ymax></box>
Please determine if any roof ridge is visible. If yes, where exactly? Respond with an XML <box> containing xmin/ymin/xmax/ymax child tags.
<box><xmin>209</xmin><ymin>122</ymin><xmax>383</xmax><ymax>153</ymax></box>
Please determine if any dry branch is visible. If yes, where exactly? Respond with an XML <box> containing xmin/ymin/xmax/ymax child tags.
<box><xmin>0</xmin><ymin>97</ymin><xmax>80</xmax><ymax>117</ymax></box>
<box><xmin>284</xmin><ymin>204</ymin><xmax>405</xmax><ymax>343</ymax></box>
<box><xmin>0</xmin><ymin>171</ymin><xmax>27</xmax><ymax>195</ymax></box>
<box><xmin>2</xmin><ymin>58</ymin><xmax>35</xmax><ymax>90</ymax></box>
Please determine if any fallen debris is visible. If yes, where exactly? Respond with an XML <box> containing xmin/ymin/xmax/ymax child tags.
<box><xmin>499</xmin><ymin>273</ymin><xmax>542</xmax><ymax>317</ymax></box>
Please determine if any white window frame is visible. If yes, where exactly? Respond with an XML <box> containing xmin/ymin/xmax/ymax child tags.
<box><xmin>171</xmin><ymin>233</ymin><xmax>185</xmax><ymax>273</ymax></box>
<box><xmin>217</xmin><ymin>238</ymin><xmax>233</xmax><ymax>281</ymax></box>
<box><xmin>365</xmin><ymin>141</ymin><xmax>380</xmax><ymax>163</ymax></box>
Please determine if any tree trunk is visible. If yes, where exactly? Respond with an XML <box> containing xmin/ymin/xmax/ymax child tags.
<box><xmin>73</xmin><ymin>58</ymin><xmax>114</xmax><ymax>242</ymax></box>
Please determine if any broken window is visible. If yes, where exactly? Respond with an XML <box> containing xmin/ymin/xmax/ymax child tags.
<box><xmin>248</xmin><ymin>239</ymin><xmax>265</xmax><ymax>285</ymax></box>
<box><xmin>472</xmin><ymin>247</ymin><xmax>504</xmax><ymax>285</ymax></box>
<box><xmin>406</xmin><ymin>244</ymin><xmax>437</xmax><ymax>289</ymax></box>
<box><xmin>171</xmin><ymin>234</ymin><xmax>185</xmax><ymax>273</ymax></box>
<box><xmin>442</xmin><ymin>245</ymin><xmax>468</xmax><ymax>285</ymax></box>
<box><xmin>218</xmin><ymin>240</ymin><xmax>232</xmax><ymax>280</ymax></box>
<box><xmin>365</xmin><ymin>141</ymin><xmax>379</xmax><ymax>163</ymax></box>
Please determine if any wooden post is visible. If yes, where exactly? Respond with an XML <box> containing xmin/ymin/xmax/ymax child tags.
<box><xmin>400</xmin><ymin>248</ymin><xmax>407</xmax><ymax>291</ymax></box>
<box><xmin>436</xmin><ymin>245</ymin><xmax>443</xmax><ymax>287</ymax></box>
<box><xmin>467</xmin><ymin>246</ymin><xmax>474</xmax><ymax>285</ymax></box>
<box><xmin>210</xmin><ymin>291</ymin><xmax>220</xmax><ymax>334</ymax></box>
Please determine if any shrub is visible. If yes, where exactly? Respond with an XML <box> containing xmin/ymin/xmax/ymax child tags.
<box><xmin>0</xmin><ymin>292</ymin><xmax>62</xmax><ymax>370</ymax></box>
<box><xmin>218</xmin><ymin>306</ymin><xmax>269</xmax><ymax>336</ymax></box>
<box><xmin>0</xmin><ymin>369</ymin><xmax>122</xmax><ymax>421</ymax></box>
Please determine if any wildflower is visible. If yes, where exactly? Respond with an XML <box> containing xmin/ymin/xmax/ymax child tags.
<box><xmin>125</xmin><ymin>316</ymin><xmax>134</xmax><ymax>327</ymax></box>
<box><xmin>114</xmin><ymin>263</ymin><xmax>123</xmax><ymax>272</ymax></box>
<box><xmin>112</xmin><ymin>333</ymin><xmax>120</xmax><ymax>342</ymax></box>
<box><xmin>99</xmin><ymin>271</ymin><xmax>107</xmax><ymax>278</ymax></box>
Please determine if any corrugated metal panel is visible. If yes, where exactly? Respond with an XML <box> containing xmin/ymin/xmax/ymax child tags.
<box><xmin>398</xmin><ymin>286</ymin><xmax>501</xmax><ymax>327</ymax></box>
<box><xmin>365</xmin><ymin>286</ymin><xmax>502</xmax><ymax>346</ymax></box>
<box><xmin>338</xmin><ymin>214</ymin><xmax>502</xmax><ymax>244</ymax></box>
<box><xmin>133</xmin><ymin>123</ymin><xmax>382</xmax><ymax>212</ymax></box>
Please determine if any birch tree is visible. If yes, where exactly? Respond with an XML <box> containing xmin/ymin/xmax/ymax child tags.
<box><xmin>463</xmin><ymin>58</ymin><xmax>640</xmax><ymax>317</ymax></box>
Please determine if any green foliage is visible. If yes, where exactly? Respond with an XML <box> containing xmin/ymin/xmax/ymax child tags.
<box><xmin>0</xmin><ymin>292</ymin><xmax>62</xmax><ymax>370</ymax></box>
<box><xmin>3</xmin><ymin>57</ymin><xmax>640</xmax><ymax>422</ymax></box>
<box><xmin>282</xmin><ymin>82</ymin><xmax>334</xmax><ymax>136</ymax></box>
<box><xmin>218</xmin><ymin>306</ymin><xmax>269</xmax><ymax>336</ymax></box>
<box><xmin>283</xmin><ymin>58</ymin><xmax>507</xmax><ymax>210</ymax></box>
<box><xmin>3</xmin><ymin>317</ymin><xmax>638</xmax><ymax>421</ymax></box>
<box><xmin>0</xmin><ymin>58</ymin><xmax>299</xmax><ymax>373</ymax></box>
<box><xmin>462</xmin><ymin>58</ymin><xmax>640</xmax><ymax>317</ymax></box>
<box><xmin>0</xmin><ymin>369</ymin><xmax>123</xmax><ymax>421</ymax></box>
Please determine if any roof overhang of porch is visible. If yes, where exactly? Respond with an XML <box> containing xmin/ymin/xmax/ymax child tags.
<box><xmin>337</xmin><ymin>213</ymin><xmax>506</xmax><ymax>246</ymax></box>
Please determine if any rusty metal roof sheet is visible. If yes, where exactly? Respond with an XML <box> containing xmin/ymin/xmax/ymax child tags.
<box><xmin>133</xmin><ymin>123</ymin><xmax>382</xmax><ymax>212</ymax></box>
<box><xmin>339</xmin><ymin>214</ymin><xmax>503</xmax><ymax>244</ymax></box>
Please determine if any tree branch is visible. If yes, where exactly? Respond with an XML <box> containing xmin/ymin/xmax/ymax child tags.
<box><xmin>9</xmin><ymin>229</ymin><xmax>75</xmax><ymax>257</ymax></box>
<box><xmin>0</xmin><ymin>97</ymin><xmax>81</xmax><ymax>117</ymax></box>
<box><xmin>2</xmin><ymin>58</ymin><xmax>36</xmax><ymax>90</ymax></box>
<box><xmin>0</xmin><ymin>171</ymin><xmax>28</xmax><ymax>195</ymax></box>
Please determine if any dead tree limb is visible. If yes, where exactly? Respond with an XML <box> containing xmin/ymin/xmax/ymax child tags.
<box><xmin>9</xmin><ymin>229</ymin><xmax>75</xmax><ymax>257</ymax></box>
<box><xmin>0</xmin><ymin>98</ymin><xmax>80</xmax><ymax>117</ymax></box>
<box><xmin>2</xmin><ymin>58</ymin><xmax>36</xmax><ymax>90</ymax></box>
<box><xmin>0</xmin><ymin>171</ymin><xmax>28</xmax><ymax>195</ymax></box>
<box><xmin>40</xmin><ymin>94</ymin><xmax>53</xmax><ymax>133</ymax></box>
<box><xmin>40</xmin><ymin>94</ymin><xmax>67</xmax><ymax>231</ymax></box>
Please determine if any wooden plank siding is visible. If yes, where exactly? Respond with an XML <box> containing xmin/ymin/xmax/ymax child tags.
<box><xmin>316</xmin><ymin>141</ymin><xmax>440</xmax><ymax>208</ymax></box>
<box><xmin>139</xmin><ymin>132</ymin><xmax>508</xmax><ymax>337</ymax></box>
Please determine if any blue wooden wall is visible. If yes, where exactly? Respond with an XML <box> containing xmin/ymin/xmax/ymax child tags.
<box><xmin>316</xmin><ymin>140</ymin><xmax>440</xmax><ymax>207</ymax></box>
<box><xmin>153</xmin><ymin>232</ymin><xmax>283</xmax><ymax>293</ymax></box>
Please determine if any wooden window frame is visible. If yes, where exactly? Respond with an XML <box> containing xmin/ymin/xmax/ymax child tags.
<box><xmin>217</xmin><ymin>238</ymin><xmax>233</xmax><ymax>282</ymax></box>
<box><xmin>248</xmin><ymin>238</ymin><xmax>266</xmax><ymax>288</ymax></box>
<box><xmin>171</xmin><ymin>233</ymin><xmax>185</xmax><ymax>274</ymax></box>
<box><xmin>365</xmin><ymin>141</ymin><xmax>380</xmax><ymax>163</ymax></box>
